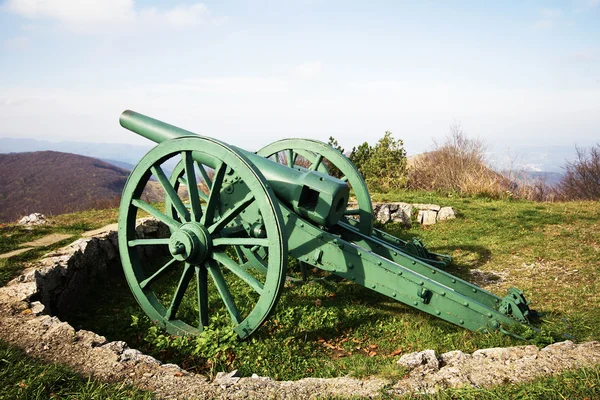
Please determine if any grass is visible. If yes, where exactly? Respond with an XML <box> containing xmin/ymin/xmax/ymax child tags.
<box><xmin>0</xmin><ymin>339</ymin><xmax>152</xmax><ymax>399</ymax></box>
<box><xmin>0</xmin><ymin>208</ymin><xmax>119</xmax><ymax>286</ymax></box>
<box><xmin>1</xmin><ymin>193</ymin><xmax>599</xmax><ymax>396</ymax></box>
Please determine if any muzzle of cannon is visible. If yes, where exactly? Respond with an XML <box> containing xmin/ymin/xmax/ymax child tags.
<box><xmin>118</xmin><ymin>110</ymin><xmax>535</xmax><ymax>339</ymax></box>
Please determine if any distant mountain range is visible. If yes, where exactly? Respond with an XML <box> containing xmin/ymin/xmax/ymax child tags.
<box><xmin>0</xmin><ymin>138</ymin><xmax>153</xmax><ymax>168</ymax></box>
<box><xmin>0</xmin><ymin>151</ymin><xmax>164</xmax><ymax>223</ymax></box>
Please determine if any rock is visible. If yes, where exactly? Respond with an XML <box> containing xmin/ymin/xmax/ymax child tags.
<box><xmin>418</xmin><ymin>210</ymin><xmax>437</xmax><ymax>226</ymax></box>
<box><xmin>29</xmin><ymin>301</ymin><xmax>45</xmax><ymax>315</ymax></box>
<box><xmin>390</xmin><ymin>203</ymin><xmax>412</xmax><ymax>227</ymax></box>
<box><xmin>397</xmin><ymin>350</ymin><xmax>439</xmax><ymax>371</ymax></box>
<box><xmin>437</xmin><ymin>207</ymin><xmax>455</xmax><ymax>221</ymax></box>
<box><xmin>102</xmin><ymin>341</ymin><xmax>128</xmax><ymax>355</ymax></box>
<box><xmin>214</xmin><ymin>369</ymin><xmax>241</xmax><ymax>386</ymax></box>
<box><xmin>120</xmin><ymin>348</ymin><xmax>162</xmax><ymax>365</ymax></box>
<box><xmin>18</xmin><ymin>213</ymin><xmax>48</xmax><ymax>226</ymax></box>
<box><xmin>439</xmin><ymin>350</ymin><xmax>470</xmax><ymax>366</ymax></box>
<box><xmin>376</xmin><ymin>205</ymin><xmax>391</xmax><ymax>224</ymax></box>
<box><xmin>412</xmin><ymin>204</ymin><xmax>441</xmax><ymax>212</ymax></box>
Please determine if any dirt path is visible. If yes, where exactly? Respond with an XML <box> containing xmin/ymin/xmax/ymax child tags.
<box><xmin>0</xmin><ymin>223</ymin><xmax>119</xmax><ymax>260</ymax></box>
<box><xmin>0</xmin><ymin>233</ymin><xmax>73</xmax><ymax>259</ymax></box>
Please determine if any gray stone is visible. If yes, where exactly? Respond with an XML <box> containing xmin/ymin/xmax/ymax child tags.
<box><xmin>390</xmin><ymin>203</ymin><xmax>412</xmax><ymax>227</ymax></box>
<box><xmin>376</xmin><ymin>205</ymin><xmax>391</xmax><ymax>224</ymax></box>
<box><xmin>397</xmin><ymin>350</ymin><xmax>439</xmax><ymax>371</ymax></box>
<box><xmin>437</xmin><ymin>207</ymin><xmax>456</xmax><ymax>221</ymax></box>
<box><xmin>440</xmin><ymin>350</ymin><xmax>471</xmax><ymax>366</ymax></box>
<box><xmin>120</xmin><ymin>348</ymin><xmax>162</xmax><ymax>365</ymax></box>
<box><xmin>418</xmin><ymin>210</ymin><xmax>437</xmax><ymax>225</ymax></box>
<box><xmin>214</xmin><ymin>369</ymin><xmax>241</xmax><ymax>386</ymax></box>
<box><xmin>18</xmin><ymin>213</ymin><xmax>48</xmax><ymax>226</ymax></box>
<box><xmin>413</xmin><ymin>204</ymin><xmax>441</xmax><ymax>212</ymax></box>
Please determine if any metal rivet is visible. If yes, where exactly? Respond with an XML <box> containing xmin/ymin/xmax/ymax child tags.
<box><xmin>452</xmin><ymin>279</ymin><xmax>456</xmax><ymax>283</ymax></box>
<box><xmin>419</xmin><ymin>281</ymin><xmax>424</xmax><ymax>286</ymax></box>
<box><xmin>371</xmin><ymin>284</ymin><xmax>376</xmax><ymax>289</ymax></box>
<box><xmin>398</xmin><ymin>271</ymin><xmax>403</xmax><ymax>275</ymax></box>
<box><xmin>472</xmin><ymin>288</ymin><xmax>477</xmax><ymax>293</ymax></box>
<box><xmin>300</xmin><ymin>223</ymin><xmax>304</xmax><ymax>227</ymax></box>
<box><xmin>441</xmin><ymin>291</ymin><xmax>446</xmax><ymax>296</ymax></box>
<box><xmin>413</xmin><ymin>301</ymin><xmax>419</xmax><ymax>306</ymax></box>
<box><xmin>358</xmin><ymin>252</ymin><xmax>362</xmax><ymax>257</ymax></box>
<box><xmin>412</xmin><ymin>261</ymin><xmax>416</xmax><ymax>265</ymax></box>
<box><xmin>348</xmin><ymin>263</ymin><xmax>354</xmax><ymax>269</ymax></box>
<box><xmin>377</xmin><ymin>261</ymin><xmax>382</xmax><ymax>266</ymax></box>
<box><xmin>463</xmin><ymin>302</ymin><xmax>469</xmax><ymax>307</ymax></box>
<box><xmin>393</xmin><ymin>251</ymin><xmax>398</xmax><ymax>256</ymax></box>
<box><xmin>393</xmin><ymin>293</ymin><xmax>397</xmax><ymax>297</ymax></box>
<box><xmin>436</xmin><ymin>311</ymin><xmax>441</xmax><ymax>315</ymax></box>
<box><xmin>459</xmin><ymin>320</ymin><xmax>464</xmax><ymax>325</ymax></box>
<box><xmin>487</xmin><ymin>313</ymin><xmax>493</xmax><ymax>318</ymax></box>
<box><xmin>431</xmin><ymin>270</ymin><xmax>436</xmax><ymax>274</ymax></box>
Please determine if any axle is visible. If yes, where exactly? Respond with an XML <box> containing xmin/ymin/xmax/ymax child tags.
<box><xmin>120</xmin><ymin>110</ymin><xmax>349</xmax><ymax>227</ymax></box>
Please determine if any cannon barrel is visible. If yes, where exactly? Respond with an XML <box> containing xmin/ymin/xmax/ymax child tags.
<box><xmin>119</xmin><ymin>110</ymin><xmax>349</xmax><ymax>227</ymax></box>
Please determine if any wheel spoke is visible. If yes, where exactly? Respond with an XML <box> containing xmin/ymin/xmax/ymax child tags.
<box><xmin>196</xmin><ymin>266</ymin><xmax>209</xmax><ymax>328</ymax></box>
<box><xmin>201</xmin><ymin>162</ymin><xmax>227</xmax><ymax>226</ymax></box>
<box><xmin>165</xmin><ymin>263</ymin><xmax>194</xmax><ymax>320</ymax></box>
<box><xmin>309</xmin><ymin>154</ymin><xmax>324</xmax><ymax>171</ymax></box>
<box><xmin>139</xmin><ymin>257</ymin><xmax>178</xmax><ymax>289</ymax></box>
<box><xmin>132</xmin><ymin>199</ymin><xmax>181</xmax><ymax>230</ymax></box>
<box><xmin>213</xmin><ymin>251</ymin><xmax>264</xmax><ymax>294</ymax></box>
<box><xmin>128</xmin><ymin>238</ymin><xmax>171</xmax><ymax>247</ymax></box>
<box><xmin>213</xmin><ymin>237</ymin><xmax>269</xmax><ymax>247</ymax></box>
<box><xmin>183</xmin><ymin>151</ymin><xmax>203</xmax><ymax>222</ymax></box>
<box><xmin>286</xmin><ymin>149</ymin><xmax>293</xmax><ymax>167</ymax></box>
<box><xmin>196</xmin><ymin>162</ymin><xmax>212</xmax><ymax>190</ymax></box>
<box><xmin>207</xmin><ymin>260</ymin><xmax>241</xmax><ymax>325</ymax></box>
<box><xmin>242</xmin><ymin>248</ymin><xmax>269</xmax><ymax>275</ymax></box>
<box><xmin>151</xmin><ymin>164</ymin><xmax>190</xmax><ymax>222</ymax></box>
<box><xmin>207</xmin><ymin>193</ymin><xmax>255</xmax><ymax>234</ymax></box>
<box><xmin>344</xmin><ymin>208</ymin><xmax>361</xmax><ymax>216</ymax></box>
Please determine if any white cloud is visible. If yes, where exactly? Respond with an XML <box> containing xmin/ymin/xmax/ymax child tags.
<box><xmin>4</xmin><ymin>0</ymin><xmax>218</xmax><ymax>33</ymax></box>
<box><xmin>292</xmin><ymin>62</ymin><xmax>322</xmax><ymax>79</ymax></box>
<box><xmin>3</xmin><ymin>35</ymin><xmax>30</xmax><ymax>50</ymax></box>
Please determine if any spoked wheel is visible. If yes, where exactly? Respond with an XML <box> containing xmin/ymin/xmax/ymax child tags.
<box><xmin>118</xmin><ymin>136</ymin><xmax>287</xmax><ymax>339</ymax></box>
<box><xmin>257</xmin><ymin>139</ymin><xmax>374</xmax><ymax>235</ymax></box>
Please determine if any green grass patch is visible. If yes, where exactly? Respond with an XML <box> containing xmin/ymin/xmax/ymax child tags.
<box><xmin>0</xmin><ymin>339</ymin><xmax>152</xmax><ymax>400</ymax></box>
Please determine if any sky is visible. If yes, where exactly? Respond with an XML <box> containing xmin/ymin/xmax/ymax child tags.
<box><xmin>1</xmin><ymin>0</ymin><xmax>599</xmax><ymax>166</ymax></box>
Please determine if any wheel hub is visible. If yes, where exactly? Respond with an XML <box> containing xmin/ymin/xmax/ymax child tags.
<box><xmin>168</xmin><ymin>222</ymin><xmax>212</xmax><ymax>264</ymax></box>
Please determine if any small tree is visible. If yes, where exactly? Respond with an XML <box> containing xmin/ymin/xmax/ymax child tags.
<box><xmin>559</xmin><ymin>144</ymin><xmax>600</xmax><ymax>200</ymax></box>
<box><xmin>361</xmin><ymin>131</ymin><xmax>408</xmax><ymax>192</ymax></box>
<box><xmin>348</xmin><ymin>141</ymin><xmax>372</xmax><ymax>178</ymax></box>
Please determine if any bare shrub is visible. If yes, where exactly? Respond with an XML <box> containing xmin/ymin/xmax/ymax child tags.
<box><xmin>408</xmin><ymin>122</ymin><xmax>511</xmax><ymax>198</ymax></box>
<box><xmin>558</xmin><ymin>144</ymin><xmax>600</xmax><ymax>200</ymax></box>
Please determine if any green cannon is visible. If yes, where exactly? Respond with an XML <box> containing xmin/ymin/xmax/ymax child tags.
<box><xmin>118</xmin><ymin>110</ymin><xmax>534</xmax><ymax>339</ymax></box>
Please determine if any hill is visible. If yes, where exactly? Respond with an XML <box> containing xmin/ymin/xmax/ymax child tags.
<box><xmin>0</xmin><ymin>151</ymin><xmax>134</xmax><ymax>222</ymax></box>
<box><xmin>0</xmin><ymin>138</ymin><xmax>152</xmax><ymax>166</ymax></box>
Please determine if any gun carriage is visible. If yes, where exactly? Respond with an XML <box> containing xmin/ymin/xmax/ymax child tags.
<box><xmin>118</xmin><ymin>110</ymin><xmax>533</xmax><ymax>339</ymax></box>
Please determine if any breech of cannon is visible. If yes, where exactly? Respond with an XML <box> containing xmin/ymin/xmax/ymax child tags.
<box><xmin>120</xmin><ymin>110</ymin><xmax>349</xmax><ymax>228</ymax></box>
